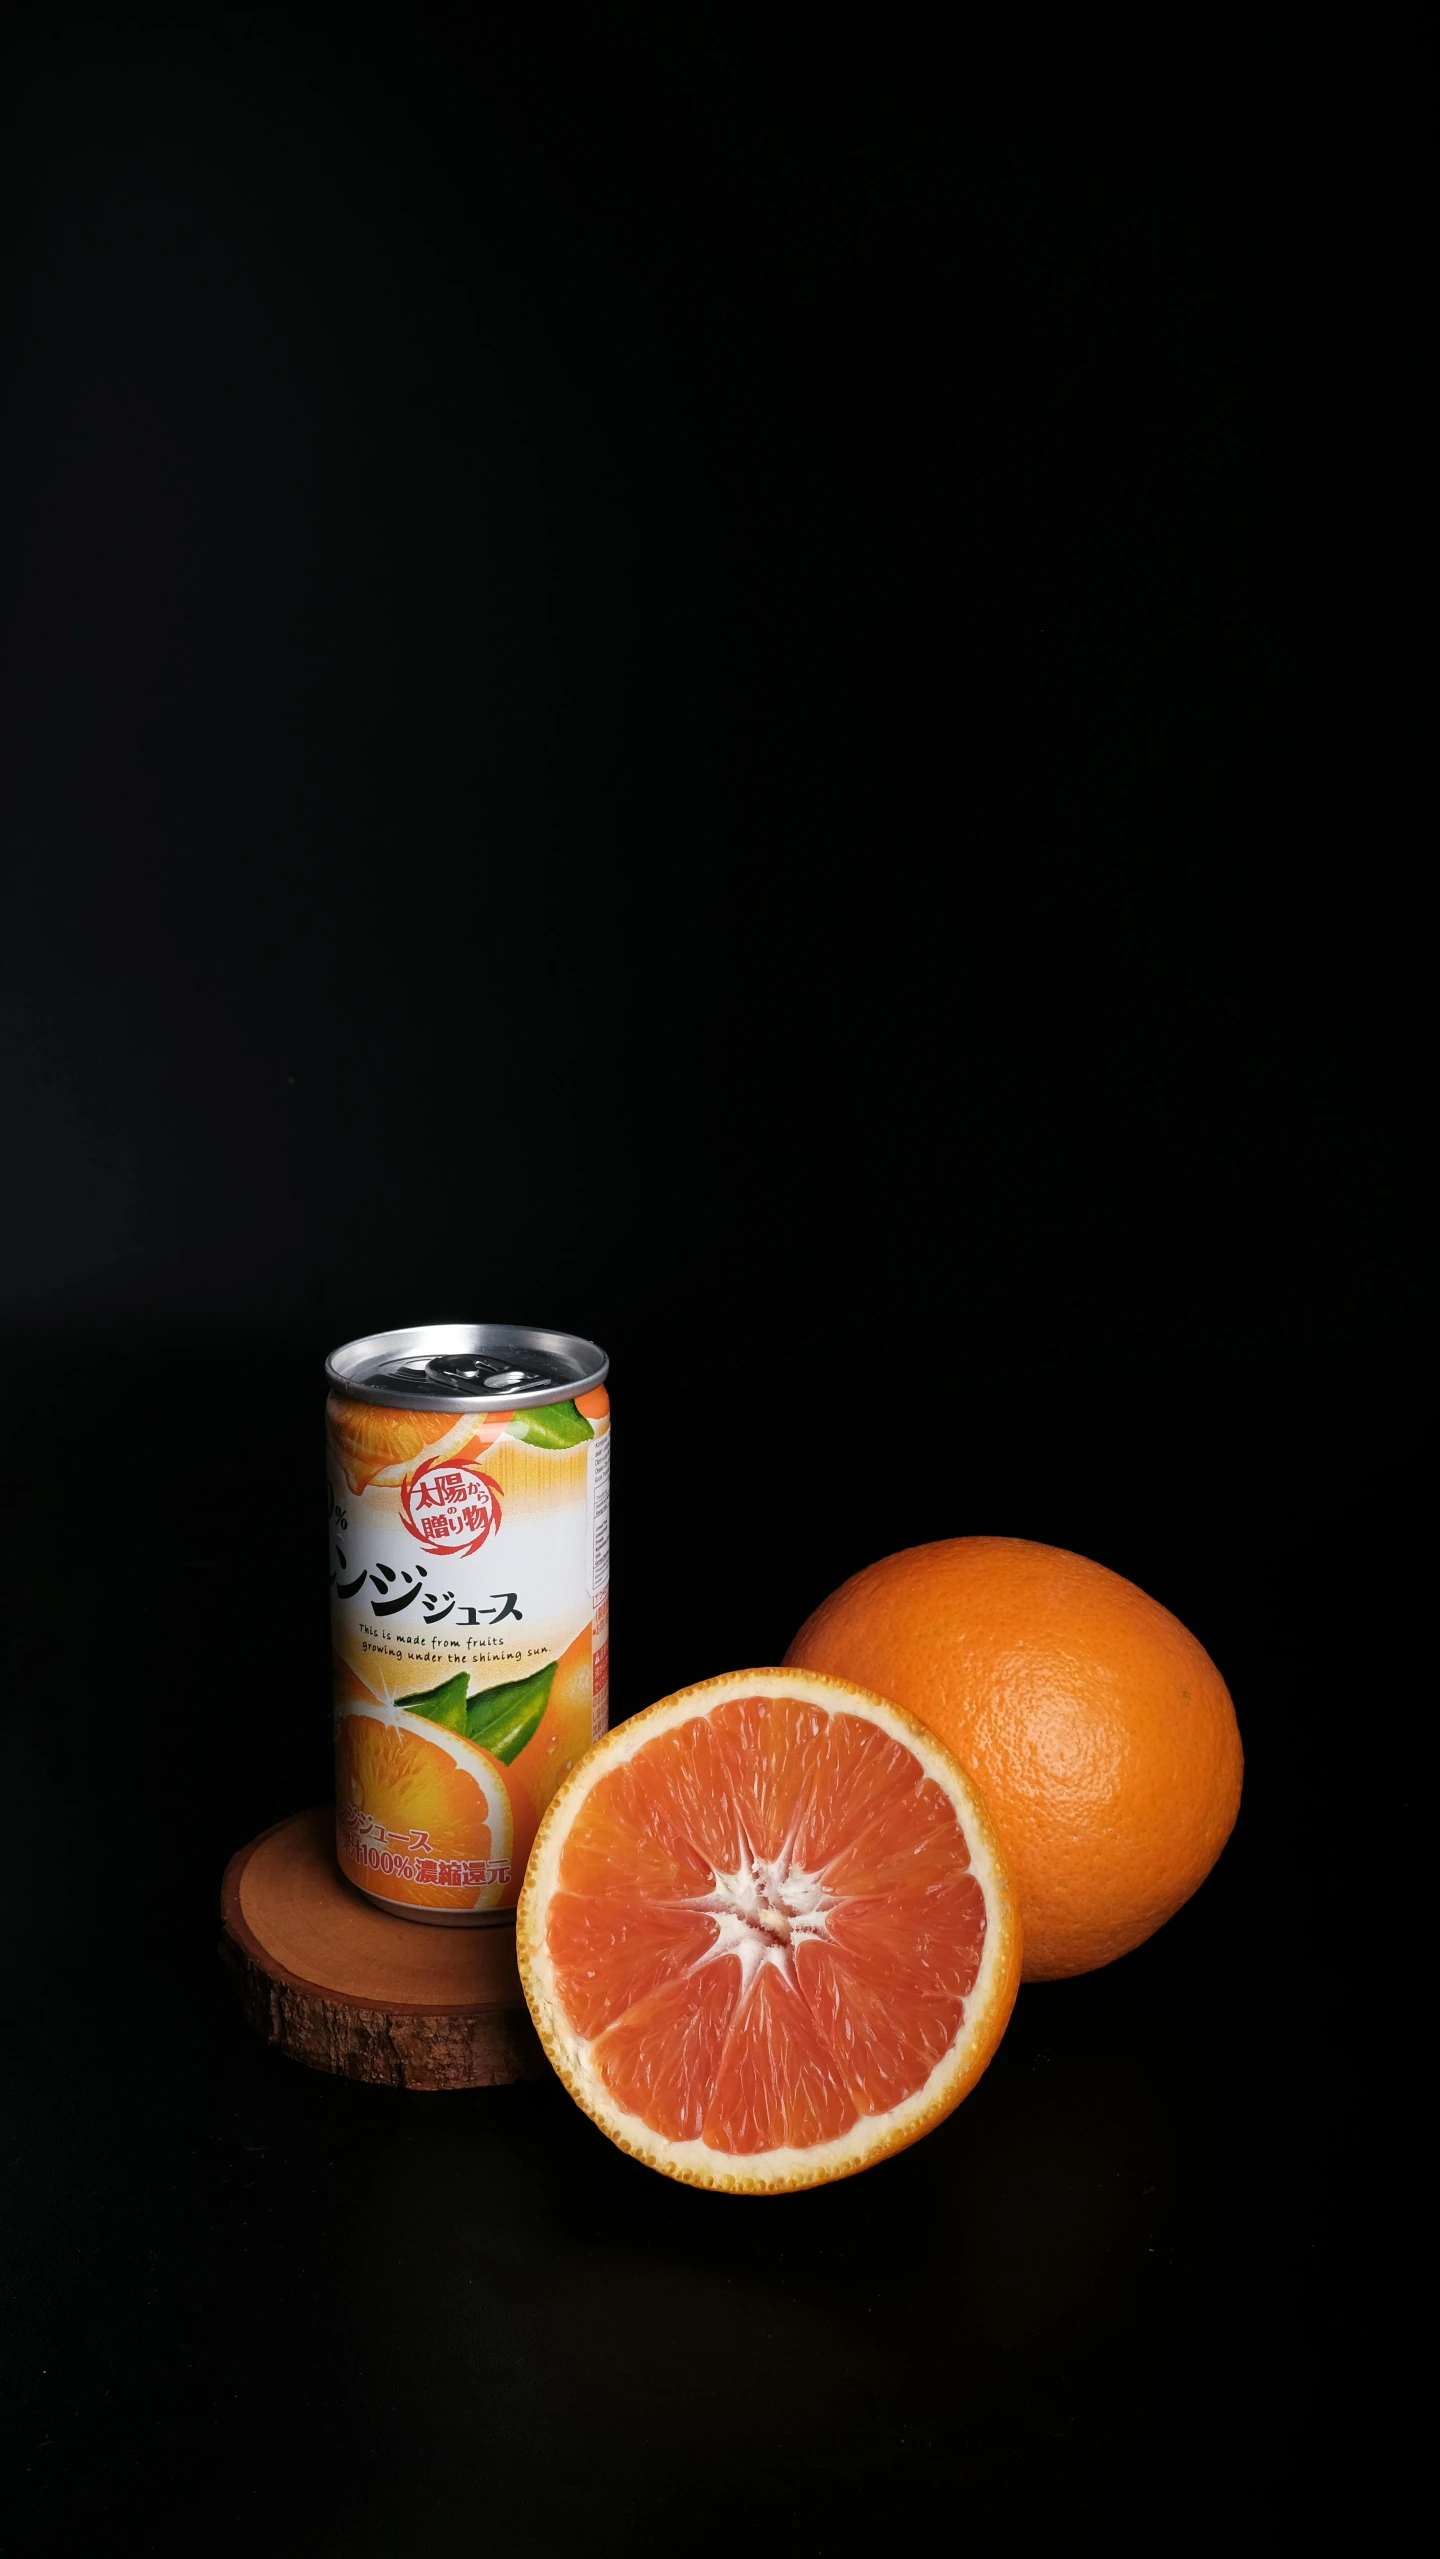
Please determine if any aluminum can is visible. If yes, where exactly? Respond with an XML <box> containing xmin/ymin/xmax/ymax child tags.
<box><xmin>325</xmin><ymin>1324</ymin><xmax>610</xmax><ymax>1924</ymax></box>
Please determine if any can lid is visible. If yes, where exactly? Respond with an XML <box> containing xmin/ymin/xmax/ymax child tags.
<box><xmin>325</xmin><ymin>1324</ymin><xmax>609</xmax><ymax>1413</ymax></box>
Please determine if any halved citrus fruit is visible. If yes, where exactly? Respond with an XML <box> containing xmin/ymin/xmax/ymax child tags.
<box><xmin>335</xmin><ymin>1704</ymin><xmax>514</xmax><ymax>1916</ymax></box>
<box><xmin>326</xmin><ymin>1392</ymin><xmax>512</xmax><ymax>1496</ymax></box>
<box><xmin>517</xmin><ymin>1669</ymin><xmax>1020</xmax><ymax>2194</ymax></box>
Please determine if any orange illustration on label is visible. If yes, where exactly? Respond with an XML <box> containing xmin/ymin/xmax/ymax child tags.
<box><xmin>327</xmin><ymin>1380</ymin><xmax>610</xmax><ymax>1923</ymax></box>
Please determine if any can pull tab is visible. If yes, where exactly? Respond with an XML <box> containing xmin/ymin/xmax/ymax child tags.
<box><xmin>422</xmin><ymin>1353</ymin><xmax>539</xmax><ymax>1393</ymax></box>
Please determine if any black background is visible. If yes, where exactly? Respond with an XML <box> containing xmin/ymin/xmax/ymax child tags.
<box><xmin>0</xmin><ymin>11</ymin><xmax>1419</xmax><ymax>2545</ymax></box>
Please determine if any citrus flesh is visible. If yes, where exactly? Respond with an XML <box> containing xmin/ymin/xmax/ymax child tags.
<box><xmin>517</xmin><ymin>1669</ymin><xmax>1020</xmax><ymax>2194</ymax></box>
<box><xmin>785</xmin><ymin>1536</ymin><xmax>1243</xmax><ymax>1982</ymax></box>
<box><xmin>335</xmin><ymin>1706</ymin><xmax>514</xmax><ymax>1915</ymax></box>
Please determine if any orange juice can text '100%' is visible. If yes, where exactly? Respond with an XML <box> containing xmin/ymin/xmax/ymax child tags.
<box><xmin>325</xmin><ymin>1325</ymin><xmax>610</xmax><ymax>1925</ymax></box>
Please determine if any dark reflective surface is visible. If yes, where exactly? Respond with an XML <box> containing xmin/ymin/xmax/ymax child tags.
<box><xmin>3</xmin><ymin>1350</ymin><xmax>1371</xmax><ymax>2540</ymax></box>
<box><xmin>1</xmin><ymin>9</ymin><xmax>1408</xmax><ymax>2539</ymax></box>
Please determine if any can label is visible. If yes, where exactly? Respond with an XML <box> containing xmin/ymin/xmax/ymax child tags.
<box><xmin>327</xmin><ymin>1385</ymin><xmax>610</xmax><ymax>1919</ymax></box>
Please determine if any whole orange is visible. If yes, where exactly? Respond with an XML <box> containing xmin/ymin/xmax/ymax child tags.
<box><xmin>784</xmin><ymin>1536</ymin><xmax>1242</xmax><ymax>1980</ymax></box>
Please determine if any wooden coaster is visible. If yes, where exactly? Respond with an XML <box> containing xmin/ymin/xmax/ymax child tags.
<box><xmin>220</xmin><ymin>1806</ymin><xmax>545</xmax><ymax>2090</ymax></box>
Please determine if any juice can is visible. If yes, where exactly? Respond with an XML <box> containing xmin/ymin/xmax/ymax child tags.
<box><xmin>325</xmin><ymin>1324</ymin><xmax>610</xmax><ymax>1925</ymax></box>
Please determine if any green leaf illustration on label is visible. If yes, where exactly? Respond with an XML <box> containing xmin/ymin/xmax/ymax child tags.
<box><xmin>463</xmin><ymin>1661</ymin><xmax>557</xmax><ymax>1763</ymax></box>
<box><xmin>399</xmin><ymin>1671</ymin><xmax>471</xmax><ymax>1733</ymax></box>
<box><xmin>504</xmin><ymin>1400</ymin><xmax>593</xmax><ymax>1449</ymax></box>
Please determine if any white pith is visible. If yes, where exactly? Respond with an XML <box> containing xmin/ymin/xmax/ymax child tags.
<box><xmin>685</xmin><ymin>1846</ymin><xmax>838</xmax><ymax>1996</ymax></box>
<box><xmin>517</xmin><ymin>1668</ymin><xmax>1018</xmax><ymax>2193</ymax></box>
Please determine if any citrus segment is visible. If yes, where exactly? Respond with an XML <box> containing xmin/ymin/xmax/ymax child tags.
<box><xmin>517</xmin><ymin>1669</ymin><xmax>1019</xmax><ymax>2193</ymax></box>
<box><xmin>544</xmin><ymin>1895</ymin><xmax>721</xmax><ymax>2041</ymax></box>
<box><xmin>546</xmin><ymin>1749</ymin><xmax>714</xmax><ymax>1901</ymax></box>
<box><xmin>590</xmin><ymin>1964</ymin><xmax>742</xmax><ymax>2147</ymax></box>
<box><xmin>799</xmin><ymin>1945</ymin><xmax>974</xmax><ymax>2115</ymax></box>
<box><xmin>702</xmin><ymin>1959</ymin><xmax>860</xmax><ymax>2154</ymax></box>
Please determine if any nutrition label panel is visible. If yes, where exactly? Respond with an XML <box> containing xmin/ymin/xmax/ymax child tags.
<box><xmin>589</xmin><ymin>1427</ymin><xmax>611</xmax><ymax>1602</ymax></box>
<box><xmin>589</xmin><ymin>1425</ymin><xmax>611</xmax><ymax>1742</ymax></box>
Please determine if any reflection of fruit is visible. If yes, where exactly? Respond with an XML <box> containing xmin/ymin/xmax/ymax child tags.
<box><xmin>517</xmin><ymin>1668</ymin><xmax>1019</xmax><ymax>2194</ymax></box>
<box><xmin>785</xmin><ymin>1536</ymin><xmax>1243</xmax><ymax>1983</ymax></box>
<box><xmin>506</xmin><ymin>1622</ymin><xmax>593</xmax><ymax>1824</ymax></box>
<box><xmin>335</xmin><ymin>1708</ymin><xmax>514</xmax><ymax>1915</ymax></box>
<box><xmin>326</xmin><ymin>1393</ymin><xmax>512</xmax><ymax>1496</ymax></box>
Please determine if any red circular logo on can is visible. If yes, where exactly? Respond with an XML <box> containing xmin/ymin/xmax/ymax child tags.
<box><xmin>400</xmin><ymin>1461</ymin><xmax>503</xmax><ymax>1555</ymax></box>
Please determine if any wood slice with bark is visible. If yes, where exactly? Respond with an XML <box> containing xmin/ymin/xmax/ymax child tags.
<box><xmin>220</xmin><ymin>1805</ymin><xmax>545</xmax><ymax>2090</ymax></box>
